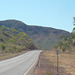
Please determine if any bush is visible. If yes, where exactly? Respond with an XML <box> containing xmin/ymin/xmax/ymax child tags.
<box><xmin>62</xmin><ymin>46</ymin><xmax>66</xmax><ymax>52</ymax></box>
<box><xmin>13</xmin><ymin>46</ymin><xmax>17</xmax><ymax>49</ymax></box>
<box><xmin>8</xmin><ymin>39</ymin><xmax>15</xmax><ymax>44</ymax></box>
<box><xmin>9</xmin><ymin>48</ymin><xmax>14</xmax><ymax>53</ymax></box>
<box><xmin>0</xmin><ymin>44</ymin><xmax>7</xmax><ymax>51</ymax></box>
<box><xmin>46</xmin><ymin>72</ymin><xmax>51</xmax><ymax>75</ymax></box>
<box><xmin>17</xmin><ymin>48</ymin><xmax>21</xmax><ymax>52</ymax></box>
<box><xmin>1</xmin><ymin>45</ymin><xmax>5</xmax><ymax>51</ymax></box>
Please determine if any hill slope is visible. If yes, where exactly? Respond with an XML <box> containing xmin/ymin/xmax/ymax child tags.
<box><xmin>0</xmin><ymin>26</ymin><xmax>36</xmax><ymax>53</ymax></box>
<box><xmin>0</xmin><ymin>20</ymin><xmax>71</xmax><ymax>50</ymax></box>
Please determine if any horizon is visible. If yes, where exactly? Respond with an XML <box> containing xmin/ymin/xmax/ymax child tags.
<box><xmin>0</xmin><ymin>19</ymin><xmax>71</xmax><ymax>33</ymax></box>
<box><xmin>0</xmin><ymin>0</ymin><xmax>75</xmax><ymax>32</ymax></box>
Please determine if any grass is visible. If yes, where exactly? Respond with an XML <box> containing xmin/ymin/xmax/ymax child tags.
<box><xmin>45</xmin><ymin>50</ymin><xmax>75</xmax><ymax>75</ymax></box>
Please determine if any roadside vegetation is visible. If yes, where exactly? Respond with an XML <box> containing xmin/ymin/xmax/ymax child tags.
<box><xmin>45</xmin><ymin>51</ymin><xmax>75</xmax><ymax>75</ymax></box>
<box><xmin>0</xmin><ymin>25</ymin><xmax>36</xmax><ymax>55</ymax></box>
<box><xmin>53</xmin><ymin>24</ymin><xmax>75</xmax><ymax>53</ymax></box>
<box><xmin>44</xmin><ymin>23</ymin><xmax>75</xmax><ymax>75</ymax></box>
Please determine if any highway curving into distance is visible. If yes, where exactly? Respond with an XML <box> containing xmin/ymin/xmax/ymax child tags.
<box><xmin>0</xmin><ymin>50</ymin><xmax>42</xmax><ymax>75</ymax></box>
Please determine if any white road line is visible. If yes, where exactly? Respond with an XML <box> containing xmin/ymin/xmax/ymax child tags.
<box><xmin>24</xmin><ymin>54</ymin><xmax>39</xmax><ymax>75</ymax></box>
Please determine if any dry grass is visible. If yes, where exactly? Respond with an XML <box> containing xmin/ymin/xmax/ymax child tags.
<box><xmin>45</xmin><ymin>51</ymin><xmax>75</xmax><ymax>75</ymax></box>
<box><xmin>0</xmin><ymin>51</ymin><xmax>28</xmax><ymax>61</ymax></box>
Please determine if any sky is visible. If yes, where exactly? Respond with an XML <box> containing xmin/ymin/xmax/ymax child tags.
<box><xmin>0</xmin><ymin>0</ymin><xmax>75</xmax><ymax>32</ymax></box>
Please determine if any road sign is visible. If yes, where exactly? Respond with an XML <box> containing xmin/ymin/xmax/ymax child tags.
<box><xmin>56</xmin><ymin>50</ymin><xmax>59</xmax><ymax>55</ymax></box>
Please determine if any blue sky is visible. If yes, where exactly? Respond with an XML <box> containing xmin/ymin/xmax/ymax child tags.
<box><xmin>0</xmin><ymin>0</ymin><xmax>75</xmax><ymax>32</ymax></box>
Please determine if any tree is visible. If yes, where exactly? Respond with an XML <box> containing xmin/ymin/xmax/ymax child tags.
<box><xmin>1</xmin><ymin>44</ymin><xmax>5</xmax><ymax>51</ymax></box>
<box><xmin>0</xmin><ymin>44</ymin><xmax>7</xmax><ymax>51</ymax></box>
<box><xmin>58</xmin><ymin>41</ymin><xmax>63</xmax><ymax>48</ymax></box>
<box><xmin>60</xmin><ymin>35</ymin><xmax>68</xmax><ymax>41</ymax></box>
<box><xmin>11</xmin><ymin>28</ymin><xmax>19</xmax><ymax>34</ymax></box>
<box><xmin>53</xmin><ymin>45</ymin><xmax>59</xmax><ymax>49</ymax></box>
<box><xmin>67</xmin><ymin>37</ymin><xmax>72</xmax><ymax>44</ymax></box>
<box><xmin>71</xmin><ymin>18</ymin><xmax>75</xmax><ymax>39</ymax></box>
<box><xmin>8</xmin><ymin>39</ymin><xmax>15</xmax><ymax>44</ymax></box>
<box><xmin>61</xmin><ymin>45</ymin><xmax>66</xmax><ymax>52</ymax></box>
<box><xmin>18</xmin><ymin>32</ymin><xmax>28</xmax><ymax>41</ymax></box>
<box><xmin>18</xmin><ymin>32</ymin><xmax>28</xmax><ymax>38</ymax></box>
<box><xmin>53</xmin><ymin>17</ymin><xmax>75</xmax><ymax>52</ymax></box>
<box><xmin>1</xmin><ymin>25</ymin><xmax>9</xmax><ymax>31</ymax></box>
<box><xmin>71</xmin><ymin>32</ymin><xmax>75</xmax><ymax>39</ymax></box>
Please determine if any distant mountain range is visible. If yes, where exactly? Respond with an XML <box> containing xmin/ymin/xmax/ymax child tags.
<box><xmin>0</xmin><ymin>20</ymin><xmax>71</xmax><ymax>50</ymax></box>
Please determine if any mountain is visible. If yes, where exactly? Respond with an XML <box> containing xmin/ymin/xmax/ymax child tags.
<box><xmin>0</xmin><ymin>19</ymin><xmax>71</xmax><ymax>50</ymax></box>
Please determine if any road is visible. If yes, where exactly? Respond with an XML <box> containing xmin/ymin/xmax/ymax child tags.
<box><xmin>0</xmin><ymin>50</ymin><xmax>42</xmax><ymax>75</ymax></box>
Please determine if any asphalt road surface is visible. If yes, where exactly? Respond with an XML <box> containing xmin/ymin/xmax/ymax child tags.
<box><xmin>0</xmin><ymin>50</ymin><xmax>42</xmax><ymax>75</ymax></box>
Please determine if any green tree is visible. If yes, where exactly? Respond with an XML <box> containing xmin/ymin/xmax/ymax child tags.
<box><xmin>18</xmin><ymin>32</ymin><xmax>28</xmax><ymax>38</ymax></box>
<box><xmin>58</xmin><ymin>41</ymin><xmax>63</xmax><ymax>48</ymax></box>
<box><xmin>11</xmin><ymin>28</ymin><xmax>19</xmax><ymax>34</ymax></box>
<box><xmin>18</xmin><ymin>32</ymin><xmax>28</xmax><ymax>41</ymax></box>
<box><xmin>1</xmin><ymin>44</ymin><xmax>5</xmax><ymax>51</ymax></box>
<box><xmin>71</xmin><ymin>19</ymin><xmax>75</xmax><ymax>39</ymax></box>
<box><xmin>12</xmin><ymin>36</ymin><xmax>18</xmax><ymax>40</ymax></box>
<box><xmin>1</xmin><ymin>25</ymin><xmax>9</xmax><ymax>31</ymax></box>
<box><xmin>8</xmin><ymin>39</ymin><xmax>15</xmax><ymax>44</ymax></box>
<box><xmin>61</xmin><ymin>43</ymin><xmax>69</xmax><ymax>52</ymax></box>
<box><xmin>9</xmin><ymin>48</ymin><xmax>14</xmax><ymax>53</ymax></box>
<box><xmin>61</xmin><ymin>45</ymin><xmax>66</xmax><ymax>52</ymax></box>
<box><xmin>53</xmin><ymin>45</ymin><xmax>59</xmax><ymax>49</ymax></box>
<box><xmin>67</xmin><ymin>37</ymin><xmax>72</xmax><ymax>44</ymax></box>
<box><xmin>71</xmin><ymin>32</ymin><xmax>75</xmax><ymax>39</ymax></box>
<box><xmin>0</xmin><ymin>44</ymin><xmax>7</xmax><ymax>51</ymax></box>
<box><xmin>60</xmin><ymin>35</ymin><xmax>68</xmax><ymax>41</ymax></box>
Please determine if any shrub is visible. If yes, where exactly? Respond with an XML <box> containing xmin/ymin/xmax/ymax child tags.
<box><xmin>17</xmin><ymin>48</ymin><xmax>21</xmax><ymax>52</ymax></box>
<box><xmin>46</xmin><ymin>72</ymin><xmax>51</xmax><ymax>75</ymax></box>
<box><xmin>0</xmin><ymin>44</ymin><xmax>7</xmax><ymax>51</ymax></box>
<box><xmin>9</xmin><ymin>48</ymin><xmax>14</xmax><ymax>53</ymax></box>
<box><xmin>1</xmin><ymin>45</ymin><xmax>5</xmax><ymax>51</ymax></box>
<box><xmin>8</xmin><ymin>39</ymin><xmax>15</xmax><ymax>44</ymax></box>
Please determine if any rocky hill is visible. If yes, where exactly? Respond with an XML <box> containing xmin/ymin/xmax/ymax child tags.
<box><xmin>0</xmin><ymin>20</ymin><xmax>71</xmax><ymax>50</ymax></box>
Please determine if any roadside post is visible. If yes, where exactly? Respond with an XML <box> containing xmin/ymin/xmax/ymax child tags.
<box><xmin>56</xmin><ymin>50</ymin><xmax>59</xmax><ymax>73</ymax></box>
